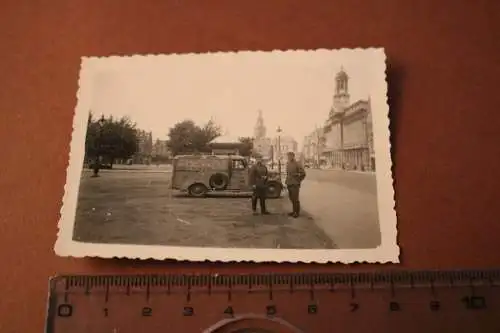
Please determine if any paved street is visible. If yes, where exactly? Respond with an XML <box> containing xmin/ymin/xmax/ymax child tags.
<box><xmin>73</xmin><ymin>168</ymin><xmax>335</xmax><ymax>249</ymax></box>
<box><xmin>300</xmin><ymin>168</ymin><xmax>381</xmax><ymax>249</ymax></box>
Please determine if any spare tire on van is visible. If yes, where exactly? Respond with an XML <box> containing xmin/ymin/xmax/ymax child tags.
<box><xmin>209</xmin><ymin>173</ymin><xmax>229</xmax><ymax>190</ymax></box>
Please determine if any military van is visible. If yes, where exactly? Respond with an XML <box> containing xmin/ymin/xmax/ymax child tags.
<box><xmin>170</xmin><ymin>154</ymin><xmax>283</xmax><ymax>198</ymax></box>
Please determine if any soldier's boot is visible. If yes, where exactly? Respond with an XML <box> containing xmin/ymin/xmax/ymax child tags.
<box><xmin>287</xmin><ymin>201</ymin><xmax>296</xmax><ymax>216</ymax></box>
<box><xmin>291</xmin><ymin>201</ymin><xmax>299</xmax><ymax>218</ymax></box>
<box><xmin>261</xmin><ymin>200</ymin><xmax>270</xmax><ymax>215</ymax></box>
<box><xmin>251</xmin><ymin>195</ymin><xmax>259</xmax><ymax>215</ymax></box>
<box><xmin>287</xmin><ymin>199</ymin><xmax>296</xmax><ymax>216</ymax></box>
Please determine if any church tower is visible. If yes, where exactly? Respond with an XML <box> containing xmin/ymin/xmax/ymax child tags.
<box><xmin>254</xmin><ymin>110</ymin><xmax>266</xmax><ymax>139</ymax></box>
<box><xmin>333</xmin><ymin>66</ymin><xmax>351</xmax><ymax>112</ymax></box>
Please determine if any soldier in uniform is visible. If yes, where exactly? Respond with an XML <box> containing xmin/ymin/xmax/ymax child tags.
<box><xmin>249</xmin><ymin>156</ymin><xmax>271</xmax><ymax>215</ymax></box>
<box><xmin>285</xmin><ymin>151</ymin><xmax>306</xmax><ymax>218</ymax></box>
<box><xmin>92</xmin><ymin>156</ymin><xmax>101</xmax><ymax>177</ymax></box>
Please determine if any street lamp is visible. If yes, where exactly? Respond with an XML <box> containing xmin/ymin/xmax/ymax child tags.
<box><xmin>269</xmin><ymin>145</ymin><xmax>275</xmax><ymax>169</ymax></box>
<box><xmin>92</xmin><ymin>114</ymin><xmax>105</xmax><ymax>177</ymax></box>
<box><xmin>277</xmin><ymin>126</ymin><xmax>282</xmax><ymax>175</ymax></box>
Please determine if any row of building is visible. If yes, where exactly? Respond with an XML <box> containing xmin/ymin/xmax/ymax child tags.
<box><xmin>207</xmin><ymin>110</ymin><xmax>299</xmax><ymax>165</ymax></box>
<box><xmin>301</xmin><ymin>67</ymin><xmax>376</xmax><ymax>171</ymax></box>
<box><xmin>136</xmin><ymin>67</ymin><xmax>374</xmax><ymax>171</ymax></box>
<box><xmin>133</xmin><ymin>120</ymin><xmax>301</xmax><ymax>166</ymax></box>
<box><xmin>252</xmin><ymin>110</ymin><xmax>299</xmax><ymax>163</ymax></box>
<box><xmin>132</xmin><ymin>130</ymin><xmax>171</xmax><ymax>164</ymax></box>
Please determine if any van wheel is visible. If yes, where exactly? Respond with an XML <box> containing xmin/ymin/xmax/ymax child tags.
<box><xmin>188</xmin><ymin>184</ymin><xmax>208</xmax><ymax>197</ymax></box>
<box><xmin>266</xmin><ymin>182</ymin><xmax>282</xmax><ymax>199</ymax></box>
<box><xmin>209</xmin><ymin>173</ymin><xmax>229</xmax><ymax>190</ymax></box>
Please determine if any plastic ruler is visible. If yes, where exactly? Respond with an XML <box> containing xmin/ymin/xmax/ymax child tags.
<box><xmin>45</xmin><ymin>269</ymin><xmax>500</xmax><ymax>332</ymax></box>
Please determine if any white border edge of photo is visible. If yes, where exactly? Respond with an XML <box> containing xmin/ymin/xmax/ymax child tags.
<box><xmin>54</xmin><ymin>48</ymin><xmax>399</xmax><ymax>264</ymax></box>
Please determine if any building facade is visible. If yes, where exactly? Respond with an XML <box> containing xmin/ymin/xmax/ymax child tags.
<box><xmin>322</xmin><ymin>67</ymin><xmax>375</xmax><ymax>171</ymax></box>
<box><xmin>133</xmin><ymin>130</ymin><xmax>153</xmax><ymax>164</ymax></box>
<box><xmin>271</xmin><ymin>135</ymin><xmax>298</xmax><ymax>163</ymax></box>
<box><xmin>302</xmin><ymin>134</ymin><xmax>314</xmax><ymax>162</ymax></box>
<box><xmin>251</xmin><ymin>110</ymin><xmax>298</xmax><ymax>164</ymax></box>
<box><xmin>151</xmin><ymin>139</ymin><xmax>171</xmax><ymax>160</ymax></box>
<box><xmin>302</xmin><ymin>127</ymin><xmax>326</xmax><ymax>166</ymax></box>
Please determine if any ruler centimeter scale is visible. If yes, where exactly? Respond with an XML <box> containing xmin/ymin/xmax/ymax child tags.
<box><xmin>46</xmin><ymin>270</ymin><xmax>500</xmax><ymax>333</ymax></box>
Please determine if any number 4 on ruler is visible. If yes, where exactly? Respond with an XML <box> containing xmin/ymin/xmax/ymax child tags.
<box><xmin>224</xmin><ymin>306</ymin><xmax>234</xmax><ymax>317</ymax></box>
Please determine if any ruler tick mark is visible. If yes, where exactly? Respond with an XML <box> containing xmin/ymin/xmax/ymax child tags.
<box><xmin>84</xmin><ymin>280</ymin><xmax>90</xmax><ymax>295</ymax></box>
<box><xmin>430</xmin><ymin>279</ymin><xmax>436</xmax><ymax>297</ymax></box>
<box><xmin>105</xmin><ymin>281</ymin><xmax>110</xmax><ymax>303</ymax></box>
<box><xmin>469</xmin><ymin>278</ymin><xmax>476</xmax><ymax>296</ymax></box>
<box><xmin>186</xmin><ymin>281</ymin><xmax>192</xmax><ymax>303</ymax></box>
<box><xmin>227</xmin><ymin>280</ymin><xmax>232</xmax><ymax>302</ymax></box>
<box><xmin>63</xmin><ymin>278</ymin><xmax>69</xmax><ymax>303</ymax></box>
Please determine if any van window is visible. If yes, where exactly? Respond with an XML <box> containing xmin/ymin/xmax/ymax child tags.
<box><xmin>232</xmin><ymin>159</ymin><xmax>246</xmax><ymax>170</ymax></box>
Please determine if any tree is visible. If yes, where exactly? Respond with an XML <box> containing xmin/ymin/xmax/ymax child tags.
<box><xmin>167</xmin><ymin>119</ymin><xmax>222</xmax><ymax>156</ymax></box>
<box><xmin>85</xmin><ymin>113</ymin><xmax>99</xmax><ymax>159</ymax></box>
<box><xmin>85</xmin><ymin>112</ymin><xmax>138</xmax><ymax>166</ymax></box>
<box><xmin>197</xmin><ymin>119</ymin><xmax>222</xmax><ymax>145</ymax></box>
<box><xmin>238</xmin><ymin>137</ymin><xmax>255</xmax><ymax>157</ymax></box>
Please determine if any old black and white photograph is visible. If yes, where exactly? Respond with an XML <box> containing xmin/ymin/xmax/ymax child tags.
<box><xmin>55</xmin><ymin>49</ymin><xmax>398</xmax><ymax>262</ymax></box>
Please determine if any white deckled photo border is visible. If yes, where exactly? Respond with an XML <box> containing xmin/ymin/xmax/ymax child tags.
<box><xmin>54</xmin><ymin>48</ymin><xmax>398</xmax><ymax>263</ymax></box>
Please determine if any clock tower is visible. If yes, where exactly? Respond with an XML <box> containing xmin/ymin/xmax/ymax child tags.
<box><xmin>254</xmin><ymin>110</ymin><xmax>266</xmax><ymax>139</ymax></box>
<box><xmin>333</xmin><ymin>66</ymin><xmax>351</xmax><ymax>112</ymax></box>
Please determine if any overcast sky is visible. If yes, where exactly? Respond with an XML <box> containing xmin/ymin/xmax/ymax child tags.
<box><xmin>87</xmin><ymin>49</ymin><xmax>385</xmax><ymax>148</ymax></box>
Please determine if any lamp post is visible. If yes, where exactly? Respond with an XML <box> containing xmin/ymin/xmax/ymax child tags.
<box><xmin>92</xmin><ymin>114</ymin><xmax>105</xmax><ymax>177</ymax></box>
<box><xmin>277</xmin><ymin>126</ymin><xmax>282</xmax><ymax>175</ymax></box>
<box><xmin>269</xmin><ymin>145</ymin><xmax>274</xmax><ymax>169</ymax></box>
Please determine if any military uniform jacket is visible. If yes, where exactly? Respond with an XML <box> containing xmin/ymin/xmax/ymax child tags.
<box><xmin>249</xmin><ymin>163</ymin><xmax>268</xmax><ymax>188</ymax></box>
<box><xmin>285</xmin><ymin>160</ymin><xmax>306</xmax><ymax>186</ymax></box>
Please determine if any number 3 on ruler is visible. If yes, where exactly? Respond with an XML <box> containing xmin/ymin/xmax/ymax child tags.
<box><xmin>142</xmin><ymin>307</ymin><xmax>152</xmax><ymax>316</ymax></box>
